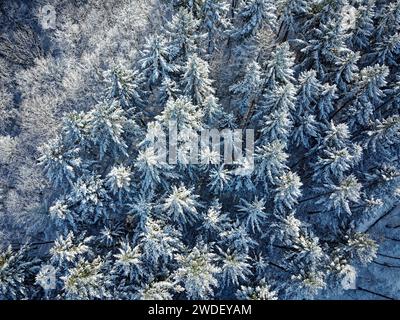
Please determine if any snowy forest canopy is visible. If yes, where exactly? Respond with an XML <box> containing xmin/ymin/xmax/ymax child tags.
<box><xmin>0</xmin><ymin>0</ymin><xmax>400</xmax><ymax>300</ymax></box>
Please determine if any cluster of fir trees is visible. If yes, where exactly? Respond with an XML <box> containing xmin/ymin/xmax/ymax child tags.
<box><xmin>1</xmin><ymin>0</ymin><xmax>400</xmax><ymax>300</ymax></box>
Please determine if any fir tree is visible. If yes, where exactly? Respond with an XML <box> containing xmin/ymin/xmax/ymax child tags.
<box><xmin>231</xmin><ymin>0</ymin><xmax>277</xmax><ymax>40</ymax></box>
<box><xmin>181</xmin><ymin>54</ymin><xmax>215</xmax><ymax>106</ymax></box>
<box><xmin>165</xmin><ymin>8</ymin><xmax>203</xmax><ymax>61</ymax></box>
<box><xmin>200</xmin><ymin>0</ymin><xmax>230</xmax><ymax>53</ymax></box>
<box><xmin>139</xmin><ymin>35</ymin><xmax>177</xmax><ymax>88</ymax></box>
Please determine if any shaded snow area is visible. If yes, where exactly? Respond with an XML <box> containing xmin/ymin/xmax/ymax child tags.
<box><xmin>0</xmin><ymin>0</ymin><xmax>399</xmax><ymax>300</ymax></box>
<box><xmin>350</xmin><ymin>205</ymin><xmax>400</xmax><ymax>300</ymax></box>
